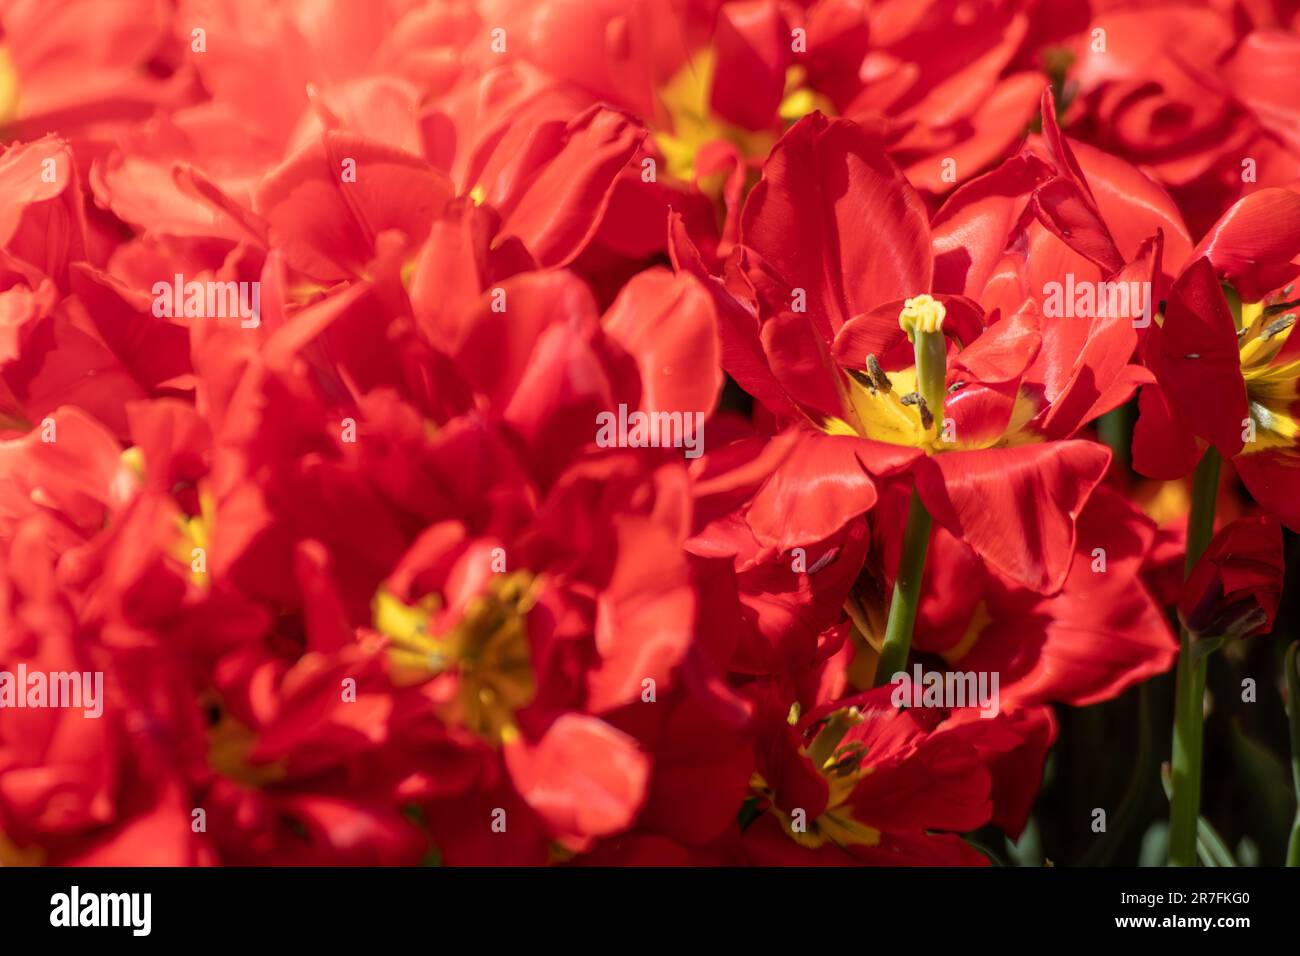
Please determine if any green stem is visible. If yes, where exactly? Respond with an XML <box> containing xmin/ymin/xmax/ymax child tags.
<box><xmin>873</xmin><ymin>487</ymin><xmax>932</xmax><ymax>687</ymax></box>
<box><xmin>1285</xmin><ymin>642</ymin><xmax>1300</xmax><ymax>866</ymax></box>
<box><xmin>1168</xmin><ymin>447</ymin><xmax>1221</xmax><ymax>867</ymax></box>
<box><xmin>1160</xmin><ymin>764</ymin><xmax>1238</xmax><ymax>866</ymax></box>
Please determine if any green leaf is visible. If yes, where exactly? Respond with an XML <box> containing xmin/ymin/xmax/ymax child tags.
<box><xmin>1228</xmin><ymin>718</ymin><xmax>1294</xmax><ymax>864</ymax></box>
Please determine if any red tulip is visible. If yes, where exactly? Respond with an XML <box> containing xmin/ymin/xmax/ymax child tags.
<box><xmin>1178</xmin><ymin>515</ymin><xmax>1284</xmax><ymax>640</ymax></box>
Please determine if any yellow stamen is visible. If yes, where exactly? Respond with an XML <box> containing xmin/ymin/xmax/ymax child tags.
<box><xmin>373</xmin><ymin>573</ymin><xmax>539</xmax><ymax>746</ymax></box>
<box><xmin>751</xmin><ymin>708</ymin><xmax>884</xmax><ymax>851</ymax></box>
<box><xmin>1236</xmin><ymin>293</ymin><xmax>1300</xmax><ymax>454</ymax></box>
<box><xmin>169</xmin><ymin>488</ymin><xmax>215</xmax><ymax>589</ymax></box>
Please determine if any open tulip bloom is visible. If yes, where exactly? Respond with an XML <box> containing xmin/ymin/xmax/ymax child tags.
<box><xmin>1</xmin><ymin>0</ymin><xmax>1299</xmax><ymax>882</ymax></box>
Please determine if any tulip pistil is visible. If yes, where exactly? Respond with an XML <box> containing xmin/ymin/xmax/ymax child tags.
<box><xmin>898</xmin><ymin>295</ymin><xmax>948</xmax><ymax>430</ymax></box>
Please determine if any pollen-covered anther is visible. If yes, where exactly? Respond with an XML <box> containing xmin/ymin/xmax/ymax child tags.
<box><xmin>825</xmin><ymin>739</ymin><xmax>869</xmax><ymax>777</ymax></box>
<box><xmin>1262</xmin><ymin>313</ymin><xmax>1296</xmax><ymax>340</ymax></box>
<box><xmin>865</xmin><ymin>354</ymin><xmax>891</xmax><ymax>393</ymax></box>
<box><xmin>899</xmin><ymin>391</ymin><xmax>935</xmax><ymax>430</ymax></box>
<box><xmin>898</xmin><ymin>294</ymin><xmax>947</xmax><ymax>338</ymax></box>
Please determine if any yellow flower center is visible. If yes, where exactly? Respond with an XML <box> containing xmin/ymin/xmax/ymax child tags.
<box><xmin>1236</xmin><ymin>296</ymin><xmax>1300</xmax><ymax>453</ymax></box>
<box><xmin>373</xmin><ymin>572</ymin><xmax>538</xmax><ymax>746</ymax></box>
<box><xmin>825</xmin><ymin>295</ymin><xmax>1040</xmax><ymax>454</ymax></box>
<box><xmin>824</xmin><ymin>297</ymin><xmax>952</xmax><ymax>452</ymax></box>
<box><xmin>118</xmin><ymin>445</ymin><xmax>214</xmax><ymax>589</ymax></box>
<box><xmin>172</xmin><ymin>490</ymin><xmax>215</xmax><ymax>589</ymax></box>
<box><xmin>751</xmin><ymin>706</ymin><xmax>882</xmax><ymax>850</ymax></box>
<box><xmin>835</xmin><ymin>364</ymin><xmax>942</xmax><ymax>450</ymax></box>
<box><xmin>652</xmin><ymin>49</ymin><xmax>829</xmax><ymax>190</ymax></box>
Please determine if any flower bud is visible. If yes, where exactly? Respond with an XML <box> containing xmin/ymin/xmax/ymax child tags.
<box><xmin>1178</xmin><ymin>516</ymin><xmax>1283</xmax><ymax>641</ymax></box>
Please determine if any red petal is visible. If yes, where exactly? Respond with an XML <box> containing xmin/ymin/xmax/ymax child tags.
<box><xmin>959</xmin><ymin>485</ymin><xmax>1176</xmax><ymax>706</ymax></box>
<box><xmin>1039</xmin><ymin>235</ymin><xmax>1161</xmax><ymax>438</ymax></box>
<box><xmin>951</xmin><ymin>307</ymin><xmax>1040</xmax><ymax>385</ymax></box>
<box><xmin>408</xmin><ymin>199</ymin><xmax>534</xmax><ymax>345</ymax></box>
<box><xmin>1235</xmin><ymin>451</ymin><xmax>1300</xmax><ymax>533</ymax></box>
<box><xmin>670</xmin><ymin>213</ymin><xmax>794</xmax><ymax>415</ymax></box>
<box><xmin>1178</xmin><ymin>514</ymin><xmax>1284</xmax><ymax>637</ymax></box>
<box><xmin>1223</xmin><ymin>31</ymin><xmax>1300</xmax><ymax>153</ymax></box>
<box><xmin>932</xmin><ymin>151</ymin><xmax>1054</xmax><ymax>298</ymax></box>
<box><xmin>760</xmin><ymin>309</ymin><xmax>848</xmax><ymax>419</ymax></box>
<box><xmin>1153</xmin><ymin>257</ymin><xmax>1248</xmax><ymax>457</ymax></box>
<box><xmin>589</xmin><ymin>516</ymin><xmax>695</xmax><ymax>712</ymax></box>
<box><xmin>1038</xmin><ymin>87</ymin><xmax>1092</xmax><ymax>200</ymax></box>
<box><xmin>710</xmin><ymin>1</ymin><xmax>789</xmax><ymax>130</ymax></box>
<box><xmin>744</xmin><ymin>431</ymin><xmax>912</xmax><ymax>550</ymax></box>
<box><xmin>1192</xmin><ymin>188</ymin><xmax>1300</xmax><ymax>302</ymax></box>
<box><xmin>0</xmin><ymin>137</ymin><xmax>87</xmax><ymax>284</ymax></box>
<box><xmin>921</xmin><ymin>440</ymin><xmax>1111</xmax><ymax>593</ymax></box>
<box><xmin>492</xmin><ymin>105</ymin><xmax>645</xmax><ymax>268</ymax></box>
<box><xmin>451</xmin><ymin>270</ymin><xmax>591</xmax><ymax>403</ymax></box>
<box><xmin>740</xmin><ymin>113</ymin><xmax>932</xmax><ymax>335</ymax></box>
<box><xmin>1070</xmin><ymin>139</ymin><xmax>1194</xmax><ymax>274</ymax></box>
<box><xmin>902</xmin><ymin>72</ymin><xmax>1042</xmax><ymax>193</ymax></box>
<box><xmin>1131</xmin><ymin>383</ymin><xmax>1203</xmax><ymax>480</ymax></box>
<box><xmin>504</xmin><ymin>714</ymin><xmax>650</xmax><ymax>848</ymax></box>
<box><xmin>603</xmin><ymin>267</ymin><xmax>722</xmax><ymax>418</ymax></box>
<box><xmin>255</xmin><ymin>132</ymin><xmax>452</xmax><ymax>281</ymax></box>
<box><xmin>1032</xmin><ymin>175</ymin><xmax>1125</xmax><ymax>276</ymax></box>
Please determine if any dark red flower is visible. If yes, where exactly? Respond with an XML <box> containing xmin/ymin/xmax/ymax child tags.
<box><xmin>1178</xmin><ymin>515</ymin><xmax>1284</xmax><ymax>640</ymax></box>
